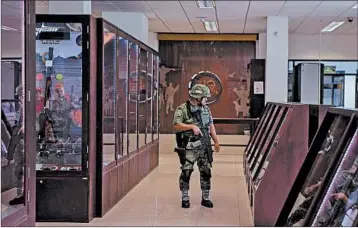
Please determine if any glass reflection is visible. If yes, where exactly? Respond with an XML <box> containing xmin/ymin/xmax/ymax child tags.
<box><xmin>35</xmin><ymin>22</ymin><xmax>83</xmax><ymax>171</ymax></box>
<box><xmin>138</xmin><ymin>49</ymin><xmax>147</xmax><ymax>148</ymax></box>
<box><xmin>102</xmin><ymin>27</ymin><xmax>116</xmax><ymax>166</ymax></box>
<box><xmin>153</xmin><ymin>55</ymin><xmax>159</xmax><ymax>140</ymax></box>
<box><xmin>147</xmin><ymin>53</ymin><xmax>153</xmax><ymax>143</ymax></box>
<box><xmin>128</xmin><ymin>43</ymin><xmax>138</xmax><ymax>152</ymax></box>
<box><xmin>1</xmin><ymin>0</ymin><xmax>26</xmax><ymax>218</ymax></box>
<box><xmin>117</xmin><ymin>36</ymin><xmax>129</xmax><ymax>157</ymax></box>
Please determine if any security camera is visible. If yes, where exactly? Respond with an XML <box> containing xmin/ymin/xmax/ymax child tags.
<box><xmin>347</xmin><ymin>17</ymin><xmax>354</xmax><ymax>23</ymax></box>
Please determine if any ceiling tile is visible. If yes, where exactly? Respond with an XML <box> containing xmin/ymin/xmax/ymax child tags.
<box><xmin>1</xmin><ymin>1</ymin><xmax>23</xmax><ymax>10</ymax></box>
<box><xmin>294</xmin><ymin>16</ymin><xmax>336</xmax><ymax>34</ymax></box>
<box><xmin>279</xmin><ymin>1</ymin><xmax>322</xmax><ymax>17</ymax></box>
<box><xmin>216</xmin><ymin>1</ymin><xmax>250</xmax><ymax>19</ymax></box>
<box><xmin>180</xmin><ymin>1</ymin><xmax>216</xmax><ymax>20</ymax></box>
<box><xmin>110</xmin><ymin>1</ymin><xmax>151</xmax><ymax>13</ymax></box>
<box><xmin>310</xmin><ymin>1</ymin><xmax>356</xmax><ymax>17</ymax></box>
<box><xmin>149</xmin><ymin>19</ymin><xmax>170</xmax><ymax>33</ymax></box>
<box><xmin>248</xmin><ymin>1</ymin><xmax>286</xmax><ymax>17</ymax></box>
<box><xmin>289</xmin><ymin>17</ymin><xmax>306</xmax><ymax>32</ymax></box>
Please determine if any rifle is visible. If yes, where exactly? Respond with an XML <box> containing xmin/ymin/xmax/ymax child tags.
<box><xmin>38</xmin><ymin>47</ymin><xmax>54</xmax><ymax>141</ymax></box>
<box><xmin>190</xmin><ymin>105</ymin><xmax>213</xmax><ymax>165</ymax></box>
<box><xmin>320</xmin><ymin>166</ymin><xmax>358</xmax><ymax>226</ymax></box>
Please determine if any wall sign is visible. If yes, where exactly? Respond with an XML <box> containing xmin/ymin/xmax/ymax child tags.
<box><xmin>129</xmin><ymin>70</ymin><xmax>153</xmax><ymax>103</ymax></box>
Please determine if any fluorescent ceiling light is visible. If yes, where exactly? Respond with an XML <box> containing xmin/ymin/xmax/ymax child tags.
<box><xmin>353</xmin><ymin>3</ymin><xmax>357</xmax><ymax>9</ymax></box>
<box><xmin>321</xmin><ymin>21</ymin><xmax>345</xmax><ymax>32</ymax></box>
<box><xmin>196</xmin><ymin>0</ymin><xmax>215</xmax><ymax>8</ymax></box>
<box><xmin>202</xmin><ymin>20</ymin><xmax>218</xmax><ymax>32</ymax></box>
<box><xmin>1</xmin><ymin>26</ymin><xmax>17</xmax><ymax>31</ymax></box>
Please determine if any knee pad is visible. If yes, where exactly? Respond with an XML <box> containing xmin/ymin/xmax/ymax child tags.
<box><xmin>181</xmin><ymin>169</ymin><xmax>193</xmax><ymax>182</ymax></box>
<box><xmin>201</xmin><ymin>168</ymin><xmax>211</xmax><ymax>181</ymax></box>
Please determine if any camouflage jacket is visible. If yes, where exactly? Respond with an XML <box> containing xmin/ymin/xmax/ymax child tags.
<box><xmin>173</xmin><ymin>102</ymin><xmax>213</xmax><ymax>135</ymax></box>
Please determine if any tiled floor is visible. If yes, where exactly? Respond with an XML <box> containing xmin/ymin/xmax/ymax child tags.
<box><xmin>37</xmin><ymin>135</ymin><xmax>253</xmax><ymax>227</ymax></box>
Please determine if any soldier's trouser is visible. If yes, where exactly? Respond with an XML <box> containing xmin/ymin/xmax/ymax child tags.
<box><xmin>179</xmin><ymin>148</ymin><xmax>211</xmax><ymax>191</ymax></box>
<box><xmin>14</xmin><ymin>139</ymin><xmax>24</xmax><ymax>196</ymax></box>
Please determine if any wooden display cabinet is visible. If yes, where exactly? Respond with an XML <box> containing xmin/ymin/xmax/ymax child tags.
<box><xmin>276</xmin><ymin>108</ymin><xmax>357</xmax><ymax>226</ymax></box>
<box><xmin>244</xmin><ymin>102</ymin><xmax>331</xmax><ymax>226</ymax></box>
<box><xmin>96</xmin><ymin>18</ymin><xmax>160</xmax><ymax>217</ymax></box>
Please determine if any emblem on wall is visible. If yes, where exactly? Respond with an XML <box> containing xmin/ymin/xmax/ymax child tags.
<box><xmin>129</xmin><ymin>70</ymin><xmax>153</xmax><ymax>103</ymax></box>
<box><xmin>189</xmin><ymin>71</ymin><xmax>223</xmax><ymax>105</ymax></box>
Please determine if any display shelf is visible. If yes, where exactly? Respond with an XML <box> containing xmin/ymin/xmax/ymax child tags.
<box><xmin>276</xmin><ymin>108</ymin><xmax>356</xmax><ymax>227</ymax></box>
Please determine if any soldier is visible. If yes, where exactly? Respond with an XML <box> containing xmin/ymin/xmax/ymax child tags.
<box><xmin>173</xmin><ymin>84</ymin><xmax>220</xmax><ymax>208</ymax></box>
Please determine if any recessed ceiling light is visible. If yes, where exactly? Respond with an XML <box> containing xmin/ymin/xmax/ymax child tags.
<box><xmin>353</xmin><ymin>3</ymin><xmax>357</xmax><ymax>9</ymax></box>
<box><xmin>321</xmin><ymin>21</ymin><xmax>345</xmax><ymax>32</ymax></box>
<box><xmin>202</xmin><ymin>20</ymin><xmax>218</xmax><ymax>32</ymax></box>
<box><xmin>196</xmin><ymin>0</ymin><xmax>215</xmax><ymax>8</ymax></box>
<box><xmin>1</xmin><ymin>26</ymin><xmax>17</xmax><ymax>31</ymax></box>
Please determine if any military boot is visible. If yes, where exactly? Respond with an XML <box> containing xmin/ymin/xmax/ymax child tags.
<box><xmin>182</xmin><ymin>200</ymin><xmax>190</xmax><ymax>208</ymax></box>
<box><xmin>201</xmin><ymin>198</ymin><xmax>213</xmax><ymax>208</ymax></box>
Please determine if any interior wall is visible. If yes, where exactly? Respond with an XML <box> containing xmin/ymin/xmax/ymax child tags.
<box><xmin>159</xmin><ymin>40</ymin><xmax>256</xmax><ymax>134</ymax></box>
<box><xmin>258</xmin><ymin>33</ymin><xmax>358</xmax><ymax>60</ymax></box>
<box><xmin>148</xmin><ymin>31</ymin><xmax>158</xmax><ymax>52</ymax></box>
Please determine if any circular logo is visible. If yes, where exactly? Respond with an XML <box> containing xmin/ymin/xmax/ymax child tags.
<box><xmin>189</xmin><ymin>71</ymin><xmax>222</xmax><ymax>104</ymax></box>
<box><xmin>129</xmin><ymin>70</ymin><xmax>153</xmax><ymax>103</ymax></box>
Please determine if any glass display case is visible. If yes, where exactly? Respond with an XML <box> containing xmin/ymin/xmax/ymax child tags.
<box><xmin>312</xmin><ymin>128</ymin><xmax>358</xmax><ymax>227</ymax></box>
<box><xmin>96</xmin><ymin>18</ymin><xmax>160</xmax><ymax>217</ymax></box>
<box><xmin>284</xmin><ymin>113</ymin><xmax>351</xmax><ymax>226</ymax></box>
<box><xmin>35</xmin><ymin>21</ymin><xmax>86</xmax><ymax>172</ymax></box>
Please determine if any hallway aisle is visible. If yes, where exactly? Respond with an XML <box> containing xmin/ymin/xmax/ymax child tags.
<box><xmin>37</xmin><ymin>135</ymin><xmax>253</xmax><ymax>227</ymax></box>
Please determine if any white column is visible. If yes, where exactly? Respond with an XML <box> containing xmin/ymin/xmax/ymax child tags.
<box><xmin>265</xmin><ymin>16</ymin><xmax>289</xmax><ymax>103</ymax></box>
<box><xmin>344</xmin><ymin>76</ymin><xmax>356</xmax><ymax>108</ymax></box>
<box><xmin>48</xmin><ymin>1</ymin><xmax>91</xmax><ymax>14</ymax></box>
<box><xmin>102</xmin><ymin>12</ymin><xmax>149</xmax><ymax>46</ymax></box>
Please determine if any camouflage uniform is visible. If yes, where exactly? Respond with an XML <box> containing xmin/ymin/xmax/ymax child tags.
<box><xmin>173</xmin><ymin>87</ymin><xmax>213</xmax><ymax>193</ymax></box>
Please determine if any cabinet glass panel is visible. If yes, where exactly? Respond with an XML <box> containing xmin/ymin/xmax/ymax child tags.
<box><xmin>35</xmin><ymin>22</ymin><xmax>84</xmax><ymax>171</ymax></box>
<box><xmin>285</xmin><ymin>115</ymin><xmax>351</xmax><ymax>226</ymax></box>
<box><xmin>117</xmin><ymin>37</ymin><xmax>129</xmax><ymax>157</ymax></box>
<box><xmin>138</xmin><ymin>49</ymin><xmax>147</xmax><ymax>148</ymax></box>
<box><xmin>153</xmin><ymin>55</ymin><xmax>159</xmax><ymax>140</ymax></box>
<box><xmin>128</xmin><ymin>43</ymin><xmax>138</xmax><ymax>152</ymax></box>
<box><xmin>147</xmin><ymin>53</ymin><xmax>153</xmax><ymax>143</ymax></box>
<box><xmin>102</xmin><ymin>27</ymin><xmax>116</xmax><ymax>166</ymax></box>
<box><xmin>312</xmin><ymin>129</ymin><xmax>358</xmax><ymax>227</ymax></box>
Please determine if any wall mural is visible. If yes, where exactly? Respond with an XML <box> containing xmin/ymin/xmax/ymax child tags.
<box><xmin>158</xmin><ymin>40</ymin><xmax>255</xmax><ymax>134</ymax></box>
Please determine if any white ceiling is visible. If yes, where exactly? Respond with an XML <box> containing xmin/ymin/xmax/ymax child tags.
<box><xmin>90</xmin><ymin>0</ymin><xmax>358</xmax><ymax>34</ymax></box>
<box><xmin>1</xmin><ymin>0</ymin><xmax>357</xmax><ymax>35</ymax></box>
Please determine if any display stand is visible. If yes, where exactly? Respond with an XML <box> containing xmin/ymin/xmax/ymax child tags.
<box><xmin>35</xmin><ymin>15</ymin><xmax>98</xmax><ymax>223</ymax></box>
<box><xmin>276</xmin><ymin>108</ymin><xmax>356</xmax><ymax>226</ymax></box>
<box><xmin>95</xmin><ymin>18</ymin><xmax>160</xmax><ymax>217</ymax></box>
<box><xmin>243</xmin><ymin>102</ymin><xmax>331</xmax><ymax>226</ymax></box>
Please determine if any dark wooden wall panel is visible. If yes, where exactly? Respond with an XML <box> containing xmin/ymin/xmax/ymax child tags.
<box><xmin>109</xmin><ymin>169</ymin><xmax>118</xmax><ymax>208</ymax></box>
<box><xmin>102</xmin><ymin>173</ymin><xmax>110</xmax><ymax>215</ymax></box>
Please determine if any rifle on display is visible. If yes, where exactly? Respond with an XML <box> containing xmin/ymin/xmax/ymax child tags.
<box><xmin>321</xmin><ymin>162</ymin><xmax>358</xmax><ymax>226</ymax></box>
<box><xmin>38</xmin><ymin>47</ymin><xmax>54</xmax><ymax>141</ymax></box>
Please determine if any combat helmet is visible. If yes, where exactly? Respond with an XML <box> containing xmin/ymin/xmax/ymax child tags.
<box><xmin>189</xmin><ymin>84</ymin><xmax>211</xmax><ymax>100</ymax></box>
